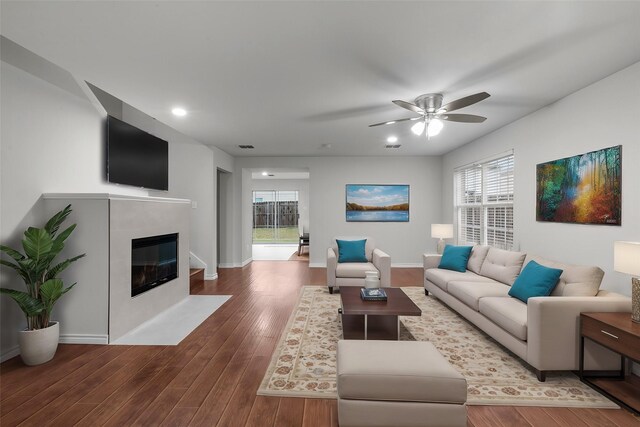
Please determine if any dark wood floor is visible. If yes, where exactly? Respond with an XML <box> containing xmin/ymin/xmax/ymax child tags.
<box><xmin>1</xmin><ymin>261</ymin><xmax>638</xmax><ymax>426</ymax></box>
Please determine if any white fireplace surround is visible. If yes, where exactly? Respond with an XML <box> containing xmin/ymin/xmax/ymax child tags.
<box><xmin>42</xmin><ymin>193</ymin><xmax>190</xmax><ymax>343</ymax></box>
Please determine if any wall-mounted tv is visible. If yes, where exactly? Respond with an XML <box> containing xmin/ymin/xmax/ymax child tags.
<box><xmin>107</xmin><ymin>115</ymin><xmax>169</xmax><ymax>191</ymax></box>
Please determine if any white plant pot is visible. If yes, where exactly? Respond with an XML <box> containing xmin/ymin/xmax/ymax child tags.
<box><xmin>18</xmin><ymin>321</ymin><xmax>59</xmax><ymax>366</ymax></box>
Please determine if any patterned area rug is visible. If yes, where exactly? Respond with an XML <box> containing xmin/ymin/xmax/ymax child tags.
<box><xmin>258</xmin><ymin>286</ymin><xmax>617</xmax><ymax>407</ymax></box>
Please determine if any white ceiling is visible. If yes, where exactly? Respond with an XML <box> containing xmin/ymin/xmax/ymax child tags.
<box><xmin>2</xmin><ymin>1</ymin><xmax>640</xmax><ymax>157</ymax></box>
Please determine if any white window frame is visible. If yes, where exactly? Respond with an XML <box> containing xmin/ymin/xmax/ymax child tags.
<box><xmin>454</xmin><ymin>151</ymin><xmax>515</xmax><ymax>250</ymax></box>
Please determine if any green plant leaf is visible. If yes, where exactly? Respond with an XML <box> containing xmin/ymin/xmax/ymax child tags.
<box><xmin>45</xmin><ymin>253</ymin><xmax>86</xmax><ymax>281</ymax></box>
<box><xmin>0</xmin><ymin>288</ymin><xmax>44</xmax><ymax>317</ymax></box>
<box><xmin>22</xmin><ymin>228</ymin><xmax>53</xmax><ymax>263</ymax></box>
<box><xmin>44</xmin><ymin>204</ymin><xmax>72</xmax><ymax>237</ymax></box>
<box><xmin>39</xmin><ymin>279</ymin><xmax>65</xmax><ymax>313</ymax></box>
<box><xmin>48</xmin><ymin>224</ymin><xmax>77</xmax><ymax>257</ymax></box>
<box><xmin>0</xmin><ymin>245</ymin><xmax>25</xmax><ymax>261</ymax></box>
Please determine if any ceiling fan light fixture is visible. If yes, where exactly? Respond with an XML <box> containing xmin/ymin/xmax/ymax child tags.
<box><xmin>427</xmin><ymin>119</ymin><xmax>444</xmax><ymax>137</ymax></box>
<box><xmin>411</xmin><ymin>121</ymin><xmax>425</xmax><ymax>136</ymax></box>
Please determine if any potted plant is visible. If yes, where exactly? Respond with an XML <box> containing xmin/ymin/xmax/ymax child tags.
<box><xmin>0</xmin><ymin>204</ymin><xmax>85</xmax><ymax>365</ymax></box>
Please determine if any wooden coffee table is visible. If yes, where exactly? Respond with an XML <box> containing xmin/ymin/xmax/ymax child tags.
<box><xmin>339</xmin><ymin>287</ymin><xmax>422</xmax><ymax>340</ymax></box>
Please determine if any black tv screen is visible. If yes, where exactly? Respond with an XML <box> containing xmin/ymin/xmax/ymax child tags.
<box><xmin>107</xmin><ymin>115</ymin><xmax>169</xmax><ymax>191</ymax></box>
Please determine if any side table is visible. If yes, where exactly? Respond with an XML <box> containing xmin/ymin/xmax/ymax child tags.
<box><xmin>580</xmin><ymin>312</ymin><xmax>640</xmax><ymax>414</ymax></box>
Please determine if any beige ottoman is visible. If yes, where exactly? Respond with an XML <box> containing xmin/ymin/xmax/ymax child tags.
<box><xmin>337</xmin><ymin>340</ymin><xmax>467</xmax><ymax>427</ymax></box>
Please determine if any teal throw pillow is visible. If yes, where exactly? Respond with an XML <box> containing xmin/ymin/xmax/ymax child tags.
<box><xmin>509</xmin><ymin>260</ymin><xmax>563</xmax><ymax>303</ymax></box>
<box><xmin>438</xmin><ymin>245</ymin><xmax>473</xmax><ymax>272</ymax></box>
<box><xmin>337</xmin><ymin>239</ymin><xmax>368</xmax><ymax>263</ymax></box>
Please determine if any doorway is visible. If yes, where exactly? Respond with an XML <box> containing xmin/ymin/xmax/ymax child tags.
<box><xmin>252</xmin><ymin>190</ymin><xmax>299</xmax><ymax>244</ymax></box>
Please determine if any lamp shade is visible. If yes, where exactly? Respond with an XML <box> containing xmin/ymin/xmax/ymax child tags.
<box><xmin>431</xmin><ymin>224</ymin><xmax>454</xmax><ymax>239</ymax></box>
<box><xmin>614</xmin><ymin>241</ymin><xmax>640</xmax><ymax>276</ymax></box>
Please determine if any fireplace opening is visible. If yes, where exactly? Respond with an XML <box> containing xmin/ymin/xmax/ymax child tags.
<box><xmin>131</xmin><ymin>233</ymin><xmax>178</xmax><ymax>297</ymax></box>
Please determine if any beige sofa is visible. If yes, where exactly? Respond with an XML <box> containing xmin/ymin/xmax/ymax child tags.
<box><xmin>423</xmin><ymin>246</ymin><xmax>631</xmax><ymax>381</ymax></box>
<box><xmin>327</xmin><ymin>236</ymin><xmax>391</xmax><ymax>294</ymax></box>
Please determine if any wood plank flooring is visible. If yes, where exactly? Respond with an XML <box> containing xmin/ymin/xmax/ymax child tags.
<box><xmin>1</xmin><ymin>261</ymin><xmax>639</xmax><ymax>426</ymax></box>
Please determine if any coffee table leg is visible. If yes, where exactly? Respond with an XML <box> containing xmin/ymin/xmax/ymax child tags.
<box><xmin>397</xmin><ymin>317</ymin><xmax>400</xmax><ymax>341</ymax></box>
<box><xmin>364</xmin><ymin>315</ymin><xmax>368</xmax><ymax>340</ymax></box>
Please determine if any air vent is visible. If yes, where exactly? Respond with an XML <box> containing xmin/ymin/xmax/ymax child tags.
<box><xmin>268</xmin><ymin>174</ymin><xmax>275</xmax><ymax>177</ymax></box>
<box><xmin>239</xmin><ymin>145</ymin><xmax>254</xmax><ymax>149</ymax></box>
<box><xmin>385</xmin><ymin>144</ymin><xmax>401</xmax><ymax>149</ymax></box>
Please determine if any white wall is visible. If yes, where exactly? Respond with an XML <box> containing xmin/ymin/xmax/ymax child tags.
<box><xmin>0</xmin><ymin>50</ymin><xmax>221</xmax><ymax>357</ymax></box>
<box><xmin>442</xmin><ymin>61</ymin><xmax>640</xmax><ymax>296</ymax></box>
<box><xmin>251</xmin><ymin>178</ymin><xmax>310</xmax><ymax>234</ymax></box>
<box><xmin>233</xmin><ymin>157</ymin><xmax>442</xmax><ymax>267</ymax></box>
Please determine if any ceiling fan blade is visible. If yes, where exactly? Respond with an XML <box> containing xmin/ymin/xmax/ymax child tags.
<box><xmin>368</xmin><ymin>117</ymin><xmax>420</xmax><ymax>127</ymax></box>
<box><xmin>439</xmin><ymin>113</ymin><xmax>487</xmax><ymax>123</ymax></box>
<box><xmin>392</xmin><ymin>100</ymin><xmax>425</xmax><ymax>114</ymax></box>
<box><xmin>438</xmin><ymin>92</ymin><xmax>490</xmax><ymax>113</ymax></box>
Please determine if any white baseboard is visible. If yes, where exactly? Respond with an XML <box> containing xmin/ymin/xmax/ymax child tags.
<box><xmin>308</xmin><ymin>262</ymin><xmax>422</xmax><ymax>268</ymax></box>
<box><xmin>205</xmin><ymin>273</ymin><xmax>218</xmax><ymax>280</ymax></box>
<box><xmin>391</xmin><ymin>263</ymin><xmax>423</xmax><ymax>268</ymax></box>
<box><xmin>217</xmin><ymin>259</ymin><xmax>253</xmax><ymax>268</ymax></box>
<box><xmin>1</xmin><ymin>346</ymin><xmax>20</xmax><ymax>363</ymax></box>
<box><xmin>60</xmin><ymin>334</ymin><xmax>109</xmax><ymax>345</ymax></box>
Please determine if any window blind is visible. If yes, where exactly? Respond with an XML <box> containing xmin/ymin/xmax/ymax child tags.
<box><xmin>454</xmin><ymin>153</ymin><xmax>514</xmax><ymax>250</ymax></box>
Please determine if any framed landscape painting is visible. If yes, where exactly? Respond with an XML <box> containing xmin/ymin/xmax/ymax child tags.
<box><xmin>536</xmin><ymin>145</ymin><xmax>621</xmax><ymax>225</ymax></box>
<box><xmin>346</xmin><ymin>184</ymin><xmax>409</xmax><ymax>222</ymax></box>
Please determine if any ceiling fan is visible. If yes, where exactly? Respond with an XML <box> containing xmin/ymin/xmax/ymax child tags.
<box><xmin>369</xmin><ymin>92</ymin><xmax>490</xmax><ymax>138</ymax></box>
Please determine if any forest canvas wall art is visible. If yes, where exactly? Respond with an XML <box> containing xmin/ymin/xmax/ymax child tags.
<box><xmin>346</xmin><ymin>185</ymin><xmax>409</xmax><ymax>222</ymax></box>
<box><xmin>536</xmin><ymin>145</ymin><xmax>621</xmax><ymax>225</ymax></box>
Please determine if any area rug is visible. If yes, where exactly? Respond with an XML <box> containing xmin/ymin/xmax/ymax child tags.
<box><xmin>111</xmin><ymin>295</ymin><xmax>231</xmax><ymax>345</ymax></box>
<box><xmin>258</xmin><ymin>286</ymin><xmax>617</xmax><ymax>408</ymax></box>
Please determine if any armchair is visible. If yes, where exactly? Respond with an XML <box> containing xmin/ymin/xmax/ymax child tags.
<box><xmin>327</xmin><ymin>236</ymin><xmax>391</xmax><ymax>294</ymax></box>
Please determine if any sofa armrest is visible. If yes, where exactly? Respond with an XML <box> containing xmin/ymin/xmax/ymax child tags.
<box><xmin>527</xmin><ymin>292</ymin><xmax>631</xmax><ymax>370</ymax></box>
<box><xmin>327</xmin><ymin>248</ymin><xmax>337</xmax><ymax>288</ymax></box>
<box><xmin>423</xmin><ymin>253</ymin><xmax>442</xmax><ymax>270</ymax></box>
<box><xmin>372</xmin><ymin>248</ymin><xmax>391</xmax><ymax>287</ymax></box>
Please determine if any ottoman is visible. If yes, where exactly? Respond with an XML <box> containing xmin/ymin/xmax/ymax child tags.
<box><xmin>337</xmin><ymin>340</ymin><xmax>467</xmax><ymax>427</ymax></box>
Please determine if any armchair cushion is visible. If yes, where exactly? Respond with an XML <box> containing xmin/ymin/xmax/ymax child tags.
<box><xmin>509</xmin><ymin>261</ymin><xmax>563</xmax><ymax>303</ymax></box>
<box><xmin>336</xmin><ymin>262</ymin><xmax>378</xmax><ymax>278</ymax></box>
<box><xmin>337</xmin><ymin>239</ymin><xmax>368</xmax><ymax>263</ymax></box>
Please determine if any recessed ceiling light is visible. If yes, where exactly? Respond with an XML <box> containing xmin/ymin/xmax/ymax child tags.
<box><xmin>262</xmin><ymin>171</ymin><xmax>268</xmax><ymax>176</ymax></box>
<box><xmin>171</xmin><ymin>107</ymin><xmax>187</xmax><ymax>117</ymax></box>
<box><xmin>386</xmin><ymin>136</ymin><xmax>398</xmax><ymax>143</ymax></box>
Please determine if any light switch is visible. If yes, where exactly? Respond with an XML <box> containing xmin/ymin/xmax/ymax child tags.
<box><xmin>191</xmin><ymin>201</ymin><xmax>198</xmax><ymax>209</ymax></box>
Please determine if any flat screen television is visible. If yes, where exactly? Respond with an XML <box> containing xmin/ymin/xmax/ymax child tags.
<box><xmin>107</xmin><ymin>115</ymin><xmax>169</xmax><ymax>191</ymax></box>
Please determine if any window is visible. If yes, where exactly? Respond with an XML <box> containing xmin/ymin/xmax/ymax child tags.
<box><xmin>454</xmin><ymin>153</ymin><xmax>514</xmax><ymax>250</ymax></box>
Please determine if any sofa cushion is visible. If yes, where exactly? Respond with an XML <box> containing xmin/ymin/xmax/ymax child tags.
<box><xmin>523</xmin><ymin>255</ymin><xmax>603</xmax><ymax>297</ymax></box>
<box><xmin>337</xmin><ymin>239</ymin><xmax>367</xmax><ymax>263</ymax></box>
<box><xmin>509</xmin><ymin>260</ymin><xmax>563</xmax><ymax>303</ymax></box>
<box><xmin>467</xmin><ymin>245</ymin><xmax>490</xmax><ymax>274</ymax></box>
<box><xmin>337</xmin><ymin>340</ymin><xmax>467</xmax><ymax>404</ymax></box>
<box><xmin>438</xmin><ymin>245</ymin><xmax>473</xmax><ymax>272</ymax></box>
<box><xmin>425</xmin><ymin>269</ymin><xmax>494</xmax><ymax>292</ymax></box>
<box><xmin>448</xmin><ymin>281</ymin><xmax>511</xmax><ymax>311</ymax></box>
<box><xmin>479</xmin><ymin>247</ymin><xmax>526</xmax><ymax>285</ymax></box>
<box><xmin>479</xmin><ymin>297</ymin><xmax>528</xmax><ymax>341</ymax></box>
<box><xmin>336</xmin><ymin>262</ymin><xmax>378</xmax><ymax>279</ymax></box>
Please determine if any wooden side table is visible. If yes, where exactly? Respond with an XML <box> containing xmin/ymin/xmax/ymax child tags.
<box><xmin>580</xmin><ymin>312</ymin><xmax>640</xmax><ymax>414</ymax></box>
